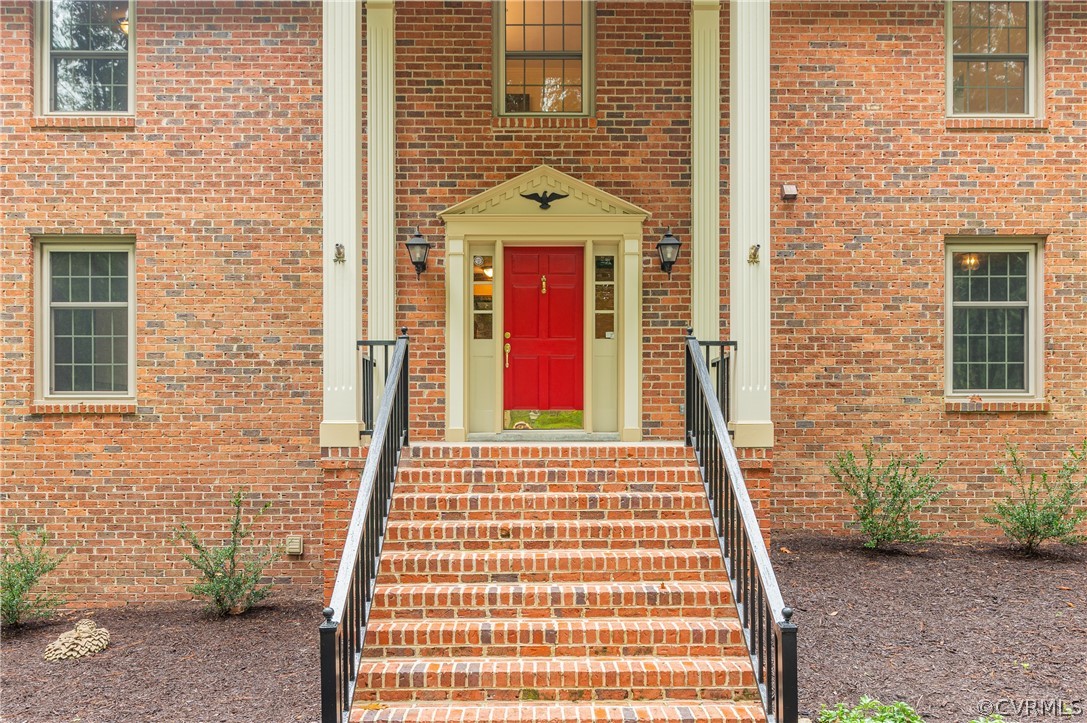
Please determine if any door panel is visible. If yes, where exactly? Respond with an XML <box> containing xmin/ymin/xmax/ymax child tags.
<box><xmin>504</xmin><ymin>247</ymin><xmax>584</xmax><ymax>413</ymax></box>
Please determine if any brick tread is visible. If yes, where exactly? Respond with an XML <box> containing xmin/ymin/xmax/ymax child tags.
<box><xmin>383</xmin><ymin>520</ymin><xmax>716</xmax><ymax>551</ymax></box>
<box><xmin>355</xmin><ymin>702</ymin><xmax>767</xmax><ymax>722</ymax></box>
<box><xmin>364</xmin><ymin>618</ymin><xmax>747</xmax><ymax>658</ymax></box>
<box><xmin>354</xmin><ymin>657</ymin><xmax>757</xmax><ymax>703</ymax></box>
<box><xmin>381</xmin><ymin>548</ymin><xmax>726</xmax><ymax>584</ymax></box>
<box><xmin>390</xmin><ymin>492</ymin><xmax>712</xmax><ymax>521</ymax></box>
<box><xmin>368</xmin><ymin>582</ymin><xmax>735</xmax><ymax>620</ymax></box>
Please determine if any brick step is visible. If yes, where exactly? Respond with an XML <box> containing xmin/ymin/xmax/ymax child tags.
<box><xmin>396</xmin><ymin>465</ymin><xmax>702</xmax><ymax>490</ymax></box>
<box><xmin>380</xmin><ymin>549</ymin><xmax>725</xmax><ymax>584</ymax></box>
<box><xmin>405</xmin><ymin>443</ymin><xmax>694</xmax><ymax>468</ymax></box>
<box><xmin>382</xmin><ymin>520</ymin><xmax>717</xmax><ymax>552</ymax></box>
<box><xmin>353</xmin><ymin>657</ymin><xmax>758</xmax><ymax>704</ymax></box>
<box><xmin>364</xmin><ymin>618</ymin><xmax>747</xmax><ymax>659</ymax></box>
<box><xmin>389</xmin><ymin>492</ymin><xmax>711</xmax><ymax>521</ymax></box>
<box><xmin>355</xmin><ymin>702</ymin><xmax>766</xmax><ymax>722</ymax></box>
<box><xmin>368</xmin><ymin>583</ymin><xmax>735</xmax><ymax>621</ymax></box>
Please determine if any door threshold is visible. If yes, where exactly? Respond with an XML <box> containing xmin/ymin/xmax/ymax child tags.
<box><xmin>467</xmin><ymin>431</ymin><xmax>621</xmax><ymax>443</ymax></box>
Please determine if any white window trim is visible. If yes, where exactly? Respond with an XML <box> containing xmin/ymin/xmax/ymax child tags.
<box><xmin>944</xmin><ymin>0</ymin><xmax>1044</xmax><ymax>119</ymax></box>
<box><xmin>493</xmin><ymin>1</ymin><xmax>595</xmax><ymax>117</ymax></box>
<box><xmin>944</xmin><ymin>238</ymin><xmax>1044</xmax><ymax>401</ymax></box>
<box><xmin>35</xmin><ymin>0</ymin><xmax>137</xmax><ymax>117</ymax></box>
<box><xmin>35</xmin><ymin>238</ymin><xmax>137</xmax><ymax>403</ymax></box>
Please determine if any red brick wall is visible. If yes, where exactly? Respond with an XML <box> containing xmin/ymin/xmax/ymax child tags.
<box><xmin>1</xmin><ymin>1</ymin><xmax>326</xmax><ymax>602</ymax></box>
<box><xmin>390</xmin><ymin>1</ymin><xmax>701</xmax><ymax>440</ymax></box>
<box><xmin>768</xmin><ymin>2</ymin><xmax>1087</xmax><ymax>537</ymax></box>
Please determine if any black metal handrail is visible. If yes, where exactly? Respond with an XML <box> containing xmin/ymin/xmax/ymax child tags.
<box><xmin>697</xmin><ymin>339</ymin><xmax>737</xmax><ymax>428</ymax></box>
<box><xmin>357</xmin><ymin>340</ymin><xmax>396</xmax><ymax>434</ymax></box>
<box><xmin>320</xmin><ymin>328</ymin><xmax>410</xmax><ymax>723</ymax></box>
<box><xmin>684</xmin><ymin>329</ymin><xmax>798</xmax><ymax>723</ymax></box>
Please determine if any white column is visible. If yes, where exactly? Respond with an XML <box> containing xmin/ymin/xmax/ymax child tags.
<box><xmin>368</xmin><ymin>0</ymin><xmax>396</xmax><ymax>342</ymax></box>
<box><xmin>729</xmin><ymin>0</ymin><xmax>773</xmax><ymax>448</ymax></box>
<box><xmin>320</xmin><ymin>0</ymin><xmax>363</xmax><ymax>448</ymax></box>
<box><xmin>691</xmin><ymin>0</ymin><xmax>721</xmax><ymax>341</ymax></box>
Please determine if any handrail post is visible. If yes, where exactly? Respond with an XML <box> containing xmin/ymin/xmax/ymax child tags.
<box><xmin>684</xmin><ymin>327</ymin><xmax>694</xmax><ymax>446</ymax></box>
<box><xmin>399</xmin><ymin>327</ymin><xmax>409</xmax><ymax>447</ymax></box>
<box><xmin>777</xmin><ymin>607</ymin><xmax>798</xmax><ymax>723</ymax></box>
<box><xmin>319</xmin><ymin>608</ymin><xmax>342</xmax><ymax>723</ymax></box>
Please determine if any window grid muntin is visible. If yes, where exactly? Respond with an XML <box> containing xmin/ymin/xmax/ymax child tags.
<box><xmin>947</xmin><ymin>246</ymin><xmax>1036</xmax><ymax>395</ymax></box>
<box><xmin>497</xmin><ymin>0</ymin><xmax>592</xmax><ymax>116</ymax></box>
<box><xmin>43</xmin><ymin>244</ymin><xmax>135</xmax><ymax>398</ymax></box>
<box><xmin>40</xmin><ymin>0</ymin><xmax>135</xmax><ymax>115</ymax></box>
<box><xmin>947</xmin><ymin>0</ymin><xmax>1037</xmax><ymax>117</ymax></box>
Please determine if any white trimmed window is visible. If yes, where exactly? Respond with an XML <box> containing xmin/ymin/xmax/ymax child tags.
<box><xmin>495</xmin><ymin>0</ymin><xmax>594</xmax><ymax>116</ymax></box>
<box><xmin>945</xmin><ymin>241</ymin><xmax>1042</xmax><ymax>398</ymax></box>
<box><xmin>37</xmin><ymin>0</ymin><xmax>135</xmax><ymax>114</ymax></box>
<box><xmin>38</xmin><ymin>241</ymin><xmax>136</xmax><ymax>399</ymax></box>
<box><xmin>946</xmin><ymin>1</ymin><xmax>1042</xmax><ymax>117</ymax></box>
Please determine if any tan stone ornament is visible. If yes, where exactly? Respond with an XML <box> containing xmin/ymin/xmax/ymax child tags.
<box><xmin>43</xmin><ymin>619</ymin><xmax>110</xmax><ymax>661</ymax></box>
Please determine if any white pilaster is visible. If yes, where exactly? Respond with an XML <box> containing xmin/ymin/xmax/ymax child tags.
<box><xmin>367</xmin><ymin>0</ymin><xmax>396</xmax><ymax>341</ymax></box>
<box><xmin>621</xmin><ymin>233</ymin><xmax>642</xmax><ymax>442</ymax></box>
<box><xmin>320</xmin><ymin>0</ymin><xmax>363</xmax><ymax>447</ymax></box>
<box><xmin>445</xmin><ymin>236</ymin><xmax>467</xmax><ymax>442</ymax></box>
<box><xmin>729</xmin><ymin>0</ymin><xmax>773</xmax><ymax>448</ymax></box>
<box><xmin>691</xmin><ymin>0</ymin><xmax>721</xmax><ymax>341</ymax></box>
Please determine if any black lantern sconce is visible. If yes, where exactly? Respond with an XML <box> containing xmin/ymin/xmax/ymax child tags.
<box><xmin>404</xmin><ymin>228</ymin><xmax>431</xmax><ymax>277</ymax></box>
<box><xmin>657</xmin><ymin>230</ymin><xmax>681</xmax><ymax>277</ymax></box>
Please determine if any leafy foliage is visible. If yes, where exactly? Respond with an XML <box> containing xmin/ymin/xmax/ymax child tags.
<box><xmin>819</xmin><ymin>697</ymin><xmax>926</xmax><ymax>723</ymax></box>
<box><xmin>1</xmin><ymin>527</ymin><xmax>69</xmax><ymax>626</ymax></box>
<box><xmin>175</xmin><ymin>490</ymin><xmax>279</xmax><ymax>616</ymax></box>
<box><xmin>984</xmin><ymin>440</ymin><xmax>1087</xmax><ymax>554</ymax></box>
<box><xmin>829</xmin><ymin>443</ymin><xmax>945</xmax><ymax>549</ymax></box>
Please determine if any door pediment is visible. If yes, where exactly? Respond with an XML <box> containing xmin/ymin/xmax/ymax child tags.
<box><xmin>438</xmin><ymin>165</ymin><xmax>651</xmax><ymax>219</ymax></box>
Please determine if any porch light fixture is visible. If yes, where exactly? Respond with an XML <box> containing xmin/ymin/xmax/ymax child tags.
<box><xmin>959</xmin><ymin>252</ymin><xmax>981</xmax><ymax>272</ymax></box>
<box><xmin>404</xmin><ymin>228</ymin><xmax>431</xmax><ymax>277</ymax></box>
<box><xmin>657</xmin><ymin>230</ymin><xmax>681</xmax><ymax>277</ymax></box>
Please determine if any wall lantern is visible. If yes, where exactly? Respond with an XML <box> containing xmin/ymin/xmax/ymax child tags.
<box><xmin>657</xmin><ymin>230</ymin><xmax>681</xmax><ymax>277</ymax></box>
<box><xmin>404</xmin><ymin>228</ymin><xmax>431</xmax><ymax>277</ymax></box>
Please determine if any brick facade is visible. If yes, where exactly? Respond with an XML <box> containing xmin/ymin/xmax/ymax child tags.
<box><xmin>2</xmin><ymin>1</ymin><xmax>1085</xmax><ymax>603</ymax></box>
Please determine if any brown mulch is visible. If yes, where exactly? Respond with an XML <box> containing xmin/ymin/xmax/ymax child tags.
<box><xmin>0</xmin><ymin>597</ymin><xmax>321</xmax><ymax>723</ymax></box>
<box><xmin>772</xmin><ymin>533</ymin><xmax>1087</xmax><ymax>723</ymax></box>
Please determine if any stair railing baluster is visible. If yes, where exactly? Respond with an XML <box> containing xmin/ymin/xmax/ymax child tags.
<box><xmin>683</xmin><ymin>331</ymin><xmax>798</xmax><ymax>723</ymax></box>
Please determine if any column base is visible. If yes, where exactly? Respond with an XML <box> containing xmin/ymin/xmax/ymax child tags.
<box><xmin>730</xmin><ymin>420</ymin><xmax>774</xmax><ymax>448</ymax></box>
<box><xmin>319</xmin><ymin>421</ymin><xmax>362</xmax><ymax>448</ymax></box>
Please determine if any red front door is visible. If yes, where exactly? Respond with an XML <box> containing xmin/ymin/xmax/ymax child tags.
<box><xmin>504</xmin><ymin>247</ymin><xmax>584</xmax><ymax>412</ymax></box>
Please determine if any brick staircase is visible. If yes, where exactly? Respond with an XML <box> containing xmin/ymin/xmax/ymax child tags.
<box><xmin>353</xmin><ymin>443</ymin><xmax>764</xmax><ymax>722</ymax></box>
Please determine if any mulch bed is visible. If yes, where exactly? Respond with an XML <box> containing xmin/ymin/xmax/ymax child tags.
<box><xmin>1</xmin><ymin>597</ymin><xmax>322</xmax><ymax>723</ymax></box>
<box><xmin>772</xmin><ymin>533</ymin><xmax>1087</xmax><ymax>723</ymax></box>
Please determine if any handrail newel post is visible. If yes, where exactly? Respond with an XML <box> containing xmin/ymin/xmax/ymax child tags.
<box><xmin>777</xmin><ymin>607</ymin><xmax>798</xmax><ymax>723</ymax></box>
<box><xmin>319</xmin><ymin>607</ymin><xmax>342</xmax><ymax>723</ymax></box>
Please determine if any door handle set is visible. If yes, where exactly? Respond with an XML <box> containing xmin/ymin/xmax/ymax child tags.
<box><xmin>504</xmin><ymin>342</ymin><xmax>511</xmax><ymax>368</ymax></box>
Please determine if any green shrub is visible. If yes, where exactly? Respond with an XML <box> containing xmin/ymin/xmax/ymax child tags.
<box><xmin>819</xmin><ymin>697</ymin><xmax>926</xmax><ymax>723</ymax></box>
<box><xmin>1</xmin><ymin>526</ymin><xmax>69</xmax><ymax>626</ymax></box>
<box><xmin>829</xmin><ymin>443</ymin><xmax>945</xmax><ymax>549</ymax></box>
<box><xmin>984</xmin><ymin>440</ymin><xmax>1087</xmax><ymax>554</ymax></box>
<box><xmin>175</xmin><ymin>490</ymin><xmax>279</xmax><ymax>616</ymax></box>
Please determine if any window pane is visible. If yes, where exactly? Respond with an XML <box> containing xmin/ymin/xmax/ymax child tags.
<box><xmin>473</xmin><ymin>313</ymin><xmax>492</xmax><ymax>340</ymax></box>
<box><xmin>595</xmin><ymin>313</ymin><xmax>614</xmax><ymax>340</ymax></box>
<box><xmin>50</xmin><ymin>302</ymin><xmax>128</xmax><ymax>394</ymax></box>
<box><xmin>52</xmin><ymin>0</ymin><xmax>129</xmax><ymax>52</ymax></box>
<box><xmin>595</xmin><ymin>283</ymin><xmax>614</xmax><ymax>311</ymax></box>
<box><xmin>53</xmin><ymin>56</ymin><xmax>128</xmax><ymax>112</ymax></box>
<box><xmin>503</xmin><ymin>0</ymin><xmax>584</xmax><ymax>114</ymax></box>
<box><xmin>595</xmin><ymin>256</ymin><xmax>615</xmax><ymax>282</ymax></box>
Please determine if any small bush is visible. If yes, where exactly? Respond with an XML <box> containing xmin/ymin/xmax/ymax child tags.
<box><xmin>819</xmin><ymin>697</ymin><xmax>926</xmax><ymax>723</ymax></box>
<box><xmin>984</xmin><ymin>440</ymin><xmax>1087</xmax><ymax>554</ymax></box>
<box><xmin>829</xmin><ymin>443</ymin><xmax>945</xmax><ymax>549</ymax></box>
<box><xmin>1</xmin><ymin>526</ymin><xmax>69</xmax><ymax>626</ymax></box>
<box><xmin>175</xmin><ymin>490</ymin><xmax>279</xmax><ymax>616</ymax></box>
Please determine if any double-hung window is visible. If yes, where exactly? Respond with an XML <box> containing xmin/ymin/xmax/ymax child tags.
<box><xmin>945</xmin><ymin>242</ymin><xmax>1041</xmax><ymax>398</ymax></box>
<box><xmin>947</xmin><ymin>1</ymin><xmax>1041</xmax><ymax>116</ymax></box>
<box><xmin>39</xmin><ymin>0</ymin><xmax>135</xmax><ymax>114</ymax></box>
<box><xmin>496</xmin><ymin>0</ymin><xmax>593</xmax><ymax>116</ymax></box>
<box><xmin>39</xmin><ymin>242</ymin><xmax>136</xmax><ymax>400</ymax></box>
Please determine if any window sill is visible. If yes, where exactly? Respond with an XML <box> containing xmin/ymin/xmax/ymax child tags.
<box><xmin>944</xmin><ymin>398</ymin><xmax>1049</xmax><ymax>414</ymax></box>
<box><xmin>30</xmin><ymin>401</ymin><xmax>138</xmax><ymax>415</ymax></box>
<box><xmin>31</xmin><ymin>116</ymin><xmax>136</xmax><ymax>131</ymax></box>
<box><xmin>493</xmin><ymin>115</ymin><xmax>598</xmax><ymax>130</ymax></box>
<box><xmin>945</xmin><ymin>117</ymin><xmax>1048</xmax><ymax>133</ymax></box>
